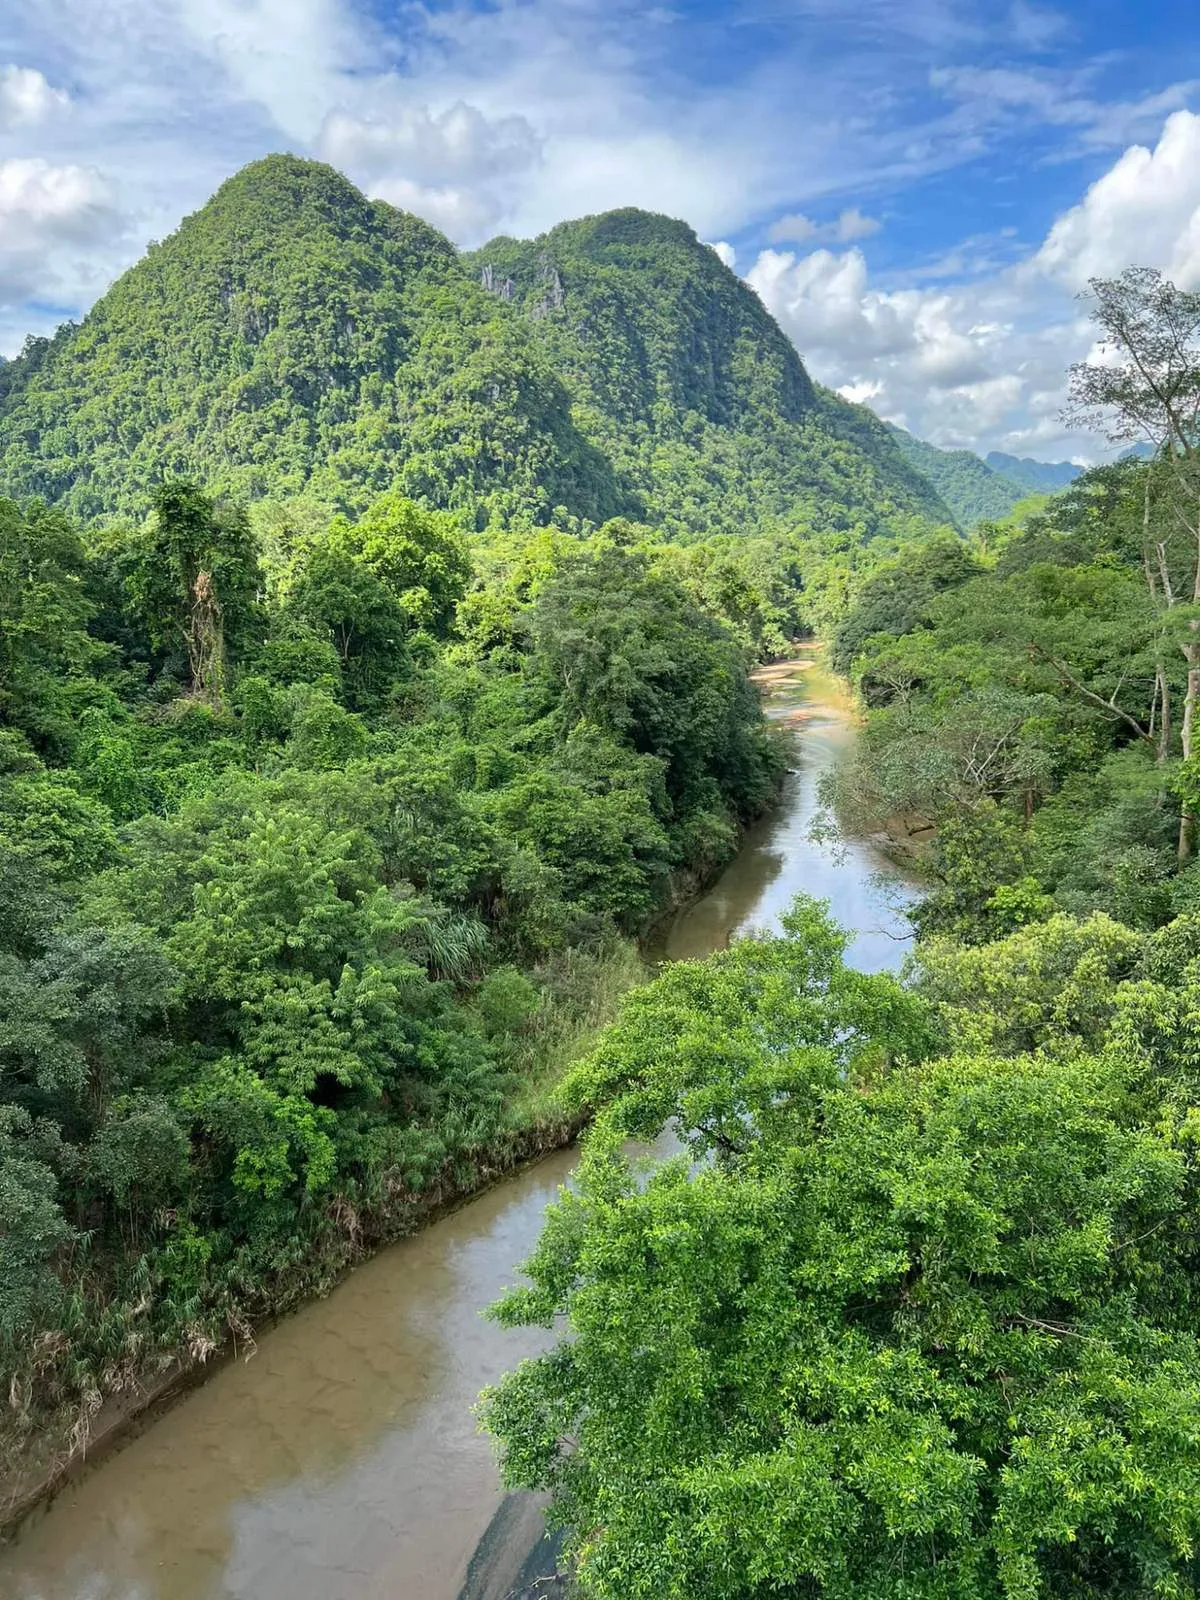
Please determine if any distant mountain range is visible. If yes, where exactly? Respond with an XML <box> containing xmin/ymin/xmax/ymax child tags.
<box><xmin>984</xmin><ymin>453</ymin><xmax>1084</xmax><ymax>494</ymax></box>
<box><xmin>883</xmin><ymin>426</ymin><xmax>1083</xmax><ymax>529</ymax></box>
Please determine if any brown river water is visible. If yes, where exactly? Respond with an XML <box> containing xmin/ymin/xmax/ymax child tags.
<box><xmin>1</xmin><ymin>655</ymin><xmax>916</xmax><ymax>1600</ymax></box>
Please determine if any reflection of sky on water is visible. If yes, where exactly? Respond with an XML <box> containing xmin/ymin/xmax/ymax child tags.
<box><xmin>653</xmin><ymin>671</ymin><xmax>918</xmax><ymax>974</ymax></box>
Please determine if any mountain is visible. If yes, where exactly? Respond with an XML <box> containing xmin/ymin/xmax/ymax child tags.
<box><xmin>0</xmin><ymin>157</ymin><xmax>952</xmax><ymax>540</ymax></box>
<box><xmin>984</xmin><ymin>452</ymin><xmax>1082</xmax><ymax>494</ymax></box>
<box><xmin>885</xmin><ymin>425</ymin><xmax>1028</xmax><ymax>528</ymax></box>
<box><xmin>470</xmin><ymin>211</ymin><xmax>951</xmax><ymax>540</ymax></box>
<box><xmin>0</xmin><ymin>156</ymin><xmax>626</xmax><ymax>526</ymax></box>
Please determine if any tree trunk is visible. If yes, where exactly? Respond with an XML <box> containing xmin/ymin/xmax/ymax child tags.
<box><xmin>1179</xmin><ymin>629</ymin><xmax>1200</xmax><ymax>864</ymax></box>
<box><xmin>188</xmin><ymin>569</ymin><xmax>225</xmax><ymax>702</ymax></box>
<box><xmin>1156</xmin><ymin>659</ymin><xmax>1172</xmax><ymax>766</ymax></box>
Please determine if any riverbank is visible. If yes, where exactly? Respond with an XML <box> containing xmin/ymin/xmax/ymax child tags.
<box><xmin>0</xmin><ymin>648</ymin><xmax>917</xmax><ymax>1599</ymax></box>
<box><xmin>0</xmin><ymin>762</ymin><xmax>780</xmax><ymax>1542</ymax></box>
<box><xmin>0</xmin><ymin>939</ymin><xmax>644</xmax><ymax>1542</ymax></box>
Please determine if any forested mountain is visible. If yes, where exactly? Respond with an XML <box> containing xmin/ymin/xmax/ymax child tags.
<box><xmin>470</xmin><ymin>211</ymin><xmax>950</xmax><ymax>539</ymax></box>
<box><xmin>0</xmin><ymin>157</ymin><xmax>627</xmax><ymax>527</ymax></box>
<box><xmin>0</xmin><ymin>157</ymin><xmax>951</xmax><ymax>541</ymax></box>
<box><xmin>885</xmin><ymin>423</ymin><xmax>1029</xmax><ymax>527</ymax></box>
<box><xmin>984</xmin><ymin>450</ymin><xmax>1082</xmax><ymax>492</ymax></box>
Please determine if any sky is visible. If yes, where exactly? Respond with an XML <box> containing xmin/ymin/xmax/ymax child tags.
<box><xmin>1</xmin><ymin>0</ymin><xmax>1199</xmax><ymax>462</ymax></box>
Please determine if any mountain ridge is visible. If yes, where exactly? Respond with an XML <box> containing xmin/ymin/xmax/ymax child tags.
<box><xmin>984</xmin><ymin>451</ymin><xmax>1082</xmax><ymax>493</ymax></box>
<box><xmin>0</xmin><ymin>155</ymin><xmax>953</xmax><ymax>541</ymax></box>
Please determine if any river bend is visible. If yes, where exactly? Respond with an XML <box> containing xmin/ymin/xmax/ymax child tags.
<box><xmin>2</xmin><ymin>654</ymin><xmax>915</xmax><ymax>1600</ymax></box>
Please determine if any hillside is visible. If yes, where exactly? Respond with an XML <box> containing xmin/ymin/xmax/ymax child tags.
<box><xmin>0</xmin><ymin>161</ymin><xmax>951</xmax><ymax>540</ymax></box>
<box><xmin>984</xmin><ymin>451</ymin><xmax>1082</xmax><ymax>493</ymax></box>
<box><xmin>0</xmin><ymin>156</ymin><xmax>627</xmax><ymax>526</ymax></box>
<box><xmin>885</xmin><ymin>424</ymin><xmax>1028</xmax><ymax>527</ymax></box>
<box><xmin>470</xmin><ymin>210</ymin><xmax>952</xmax><ymax>539</ymax></box>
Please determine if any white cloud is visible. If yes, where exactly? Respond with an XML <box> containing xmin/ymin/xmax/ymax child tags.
<box><xmin>929</xmin><ymin>64</ymin><xmax>1200</xmax><ymax>155</ymax></box>
<box><xmin>766</xmin><ymin>207</ymin><xmax>882</xmax><ymax>246</ymax></box>
<box><xmin>317</xmin><ymin>99</ymin><xmax>541</xmax><ymax>240</ymax></box>
<box><xmin>0</xmin><ymin>65</ymin><xmax>69</xmax><ymax>130</ymax></box>
<box><xmin>835</xmin><ymin>207</ymin><xmax>882</xmax><ymax>242</ymax></box>
<box><xmin>172</xmin><ymin>0</ymin><xmax>360</xmax><ymax>143</ymax></box>
<box><xmin>1033</xmin><ymin>109</ymin><xmax>1200</xmax><ymax>289</ymax></box>
<box><xmin>0</xmin><ymin>158</ymin><xmax>120</xmax><ymax>309</ymax></box>
<box><xmin>742</xmin><ymin>108</ymin><xmax>1200</xmax><ymax>458</ymax></box>
<box><xmin>748</xmin><ymin>238</ymin><xmax>1094</xmax><ymax>456</ymax></box>
<box><xmin>319</xmin><ymin>101</ymin><xmax>541</xmax><ymax>188</ymax></box>
<box><xmin>710</xmin><ymin>241</ymin><xmax>736</xmax><ymax>269</ymax></box>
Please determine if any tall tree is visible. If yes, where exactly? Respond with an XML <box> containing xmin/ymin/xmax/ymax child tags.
<box><xmin>120</xmin><ymin>482</ymin><xmax>261</xmax><ymax>701</ymax></box>
<box><xmin>1067</xmin><ymin>268</ymin><xmax>1200</xmax><ymax>856</ymax></box>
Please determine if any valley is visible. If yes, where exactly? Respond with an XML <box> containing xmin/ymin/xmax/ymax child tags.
<box><xmin>1</xmin><ymin>146</ymin><xmax>1199</xmax><ymax>1600</ymax></box>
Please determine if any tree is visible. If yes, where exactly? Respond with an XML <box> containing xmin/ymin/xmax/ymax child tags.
<box><xmin>0</xmin><ymin>498</ymin><xmax>108</xmax><ymax>756</ymax></box>
<box><xmin>831</xmin><ymin>534</ymin><xmax>980</xmax><ymax>675</ymax></box>
<box><xmin>337</xmin><ymin>491</ymin><xmax>471</xmax><ymax>638</ymax></box>
<box><xmin>284</xmin><ymin>543</ymin><xmax>411</xmax><ymax>712</ymax></box>
<box><xmin>529</xmin><ymin>547</ymin><xmax>776</xmax><ymax>819</ymax></box>
<box><xmin>1067</xmin><ymin>269</ymin><xmax>1200</xmax><ymax>858</ymax></box>
<box><xmin>482</xmin><ymin>902</ymin><xmax>1200</xmax><ymax>1600</ymax></box>
<box><xmin>119</xmin><ymin>482</ymin><xmax>262</xmax><ymax>701</ymax></box>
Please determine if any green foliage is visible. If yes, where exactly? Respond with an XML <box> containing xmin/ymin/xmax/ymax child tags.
<box><xmin>0</xmin><ymin>497</ymin><xmax>110</xmax><ymax>756</ymax></box>
<box><xmin>829</xmin><ymin>459</ymin><xmax>1200</xmax><ymax>938</ymax></box>
<box><xmin>831</xmin><ymin>532</ymin><xmax>981</xmax><ymax>674</ymax></box>
<box><xmin>0</xmin><ymin>1106</ymin><xmax>73</xmax><ymax>1345</ymax></box>
<box><xmin>483</xmin><ymin>902</ymin><xmax>1200</xmax><ymax>1600</ymax></box>
<box><xmin>984</xmin><ymin>451</ymin><xmax>1081</xmax><ymax>494</ymax></box>
<box><xmin>886</xmin><ymin>423</ymin><xmax>1030</xmax><ymax>528</ymax></box>
<box><xmin>0</xmin><ymin>440</ymin><xmax>783</xmax><ymax>1464</ymax></box>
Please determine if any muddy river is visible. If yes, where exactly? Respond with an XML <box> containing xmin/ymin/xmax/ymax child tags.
<box><xmin>2</xmin><ymin>654</ymin><xmax>916</xmax><ymax>1600</ymax></box>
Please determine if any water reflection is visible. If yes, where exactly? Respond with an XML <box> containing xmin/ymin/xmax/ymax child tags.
<box><xmin>650</xmin><ymin>658</ymin><xmax>916</xmax><ymax>972</ymax></box>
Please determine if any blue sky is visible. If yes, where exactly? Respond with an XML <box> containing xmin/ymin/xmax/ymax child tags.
<box><xmin>1</xmin><ymin>0</ymin><xmax>1199</xmax><ymax>459</ymax></box>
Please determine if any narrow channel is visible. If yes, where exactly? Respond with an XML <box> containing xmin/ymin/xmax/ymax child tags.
<box><xmin>2</xmin><ymin>654</ymin><xmax>916</xmax><ymax>1600</ymax></box>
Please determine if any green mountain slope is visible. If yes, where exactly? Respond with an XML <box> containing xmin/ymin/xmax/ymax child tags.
<box><xmin>0</xmin><ymin>160</ymin><xmax>952</xmax><ymax>540</ymax></box>
<box><xmin>984</xmin><ymin>451</ymin><xmax>1082</xmax><ymax>493</ymax></box>
<box><xmin>0</xmin><ymin>156</ymin><xmax>626</xmax><ymax>526</ymax></box>
<box><xmin>470</xmin><ymin>210</ymin><xmax>952</xmax><ymax>539</ymax></box>
<box><xmin>885</xmin><ymin>424</ymin><xmax>1028</xmax><ymax>527</ymax></box>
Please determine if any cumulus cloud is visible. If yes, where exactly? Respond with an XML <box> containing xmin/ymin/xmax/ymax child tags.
<box><xmin>0</xmin><ymin>159</ymin><xmax>121</xmax><ymax>309</ymax></box>
<box><xmin>743</xmin><ymin>108</ymin><xmax>1200</xmax><ymax>457</ymax></box>
<box><xmin>317</xmin><ymin>99</ymin><xmax>541</xmax><ymax>239</ymax></box>
<box><xmin>748</xmin><ymin>238</ymin><xmax>1093</xmax><ymax>456</ymax></box>
<box><xmin>320</xmin><ymin>101</ymin><xmax>541</xmax><ymax>188</ymax></box>
<box><xmin>1034</xmin><ymin>109</ymin><xmax>1200</xmax><ymax>289</ymax></box>
<box><xmin>766</xmin><ymin>208</ymin><xmax>882</xmax><ymax>245</ymax></box>
<box><xmin>0</xmin><ymin>65</ymin><xmax>69</xmax><ymax>130</ymax></box>
<box><xmin>710</xmin><ymin>241</ymin><xmax>737</xmax><ymax>269</ymax></box>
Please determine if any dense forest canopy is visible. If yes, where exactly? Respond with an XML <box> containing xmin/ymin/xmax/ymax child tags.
<box><xmin>0</xmin><ymin>472</ymin><xmax>790</xmax><ymax>1474</ymax></box>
